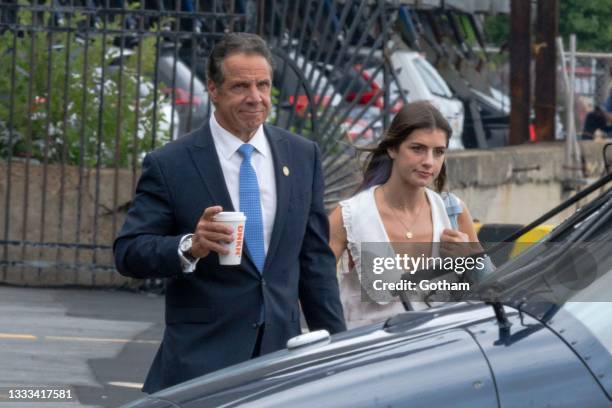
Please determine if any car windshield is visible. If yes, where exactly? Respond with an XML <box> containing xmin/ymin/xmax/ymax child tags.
<box><xmin>473</xmin><ymin>187</ymin><xmax>611</xmax><ymax>301</ymax></box>
<box><xmin>413</xmin><ymin>58</ymin><xmax>452</xmax><ymax>98</ymax></box>
<box><xmin>470</xmin><ymin>186</ymin><xmax>612</xmax><ymax>395</ymax></box>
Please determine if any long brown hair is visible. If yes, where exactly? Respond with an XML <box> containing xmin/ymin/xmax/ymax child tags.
<box><xmin>357</xmin><ymin>101</ymin><xmax>452</xmax><ymax>193</ymax></box>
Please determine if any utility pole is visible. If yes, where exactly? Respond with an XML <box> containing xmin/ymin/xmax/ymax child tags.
<box><xmin>509</xmin><ymin>0</ymin><xmax>531</xmax><ymax>145</ymax></box>
<box><xmin>534</xmin><ymin>0</ymin><xmax>559</xmax><ymax>142</ymax></box>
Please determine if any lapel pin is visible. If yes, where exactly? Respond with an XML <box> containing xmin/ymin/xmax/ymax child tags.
<box><xmin>283</xmin><ymin>166</ymin><xmax>290</xmax><ymax>176</ymax></box>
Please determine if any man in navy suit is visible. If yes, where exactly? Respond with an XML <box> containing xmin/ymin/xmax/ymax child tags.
<box><xmin>113</xmin><ymin>32</ymin><xmax>346</xmax><ymax>393</ymax></box>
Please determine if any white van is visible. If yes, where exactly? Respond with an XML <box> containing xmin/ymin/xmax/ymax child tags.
<box><xmin>390</xmin><ymin>51</ymin><xmax>465</xmax><ymax>149</ymax></box>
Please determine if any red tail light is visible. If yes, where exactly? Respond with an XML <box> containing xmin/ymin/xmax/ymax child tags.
<box><xmin>288</xmin><ymin>95</ymin><xmax>310</xmax><ymax>114</ymax></box>
<box><xmin>288</xmin><ymin>94</ymin><xmax>333</xmax><ymax>115</ymax></box>
<box><xmin>163</xmin><ymin>87</ymin><xmax>201</xmax><ymax>106</ymax></box>
<box><xmin>344</xmin><ymin>64</ymin><xmax>382</xmax><ymax>107</ymax></box>
<box><xmin>529</xmin><ymin>124</ymin><xmax>537</xmax><ymax>142</ymax></box>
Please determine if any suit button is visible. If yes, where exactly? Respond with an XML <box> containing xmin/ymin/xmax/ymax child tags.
<box><xmin>252</xmin><ymin>323</ymin><xmax>259</xmax><ymax>329</ymax></box>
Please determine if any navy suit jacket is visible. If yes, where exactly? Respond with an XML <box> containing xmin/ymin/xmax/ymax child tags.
<box><xmin>113</xmin><ymin>123</ymin><xmax>346</xmax><ymax>393</ymax></box>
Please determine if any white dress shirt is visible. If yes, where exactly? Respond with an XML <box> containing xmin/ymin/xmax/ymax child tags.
<box><xmin>209</xmin><ymin>113</ymin><xmax>277</xmax><ymax>254</ymax></box>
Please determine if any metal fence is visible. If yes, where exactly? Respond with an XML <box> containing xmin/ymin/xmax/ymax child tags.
<box><xmin>562</xmin><ymin>53</ymin><xmax>612</xmax><ymax>134</ymax></box>
<box><xmin>0</xmin><ymin>0</ymin><xmax>408</xmax><ymax>286</ymax></box>
<box><xmin>263</xmin><ymin>0</ymin><xmax>405</xmax><ymax>200</ymax></box>
<box><xmin>0</xmin><ymin>0</ymin><xmax>257</xmax><ymax>286</ymax></box>
<box><xmin>1</xmin><ymin>0</ymin><xmax>510</xmax><ymax>286</ymax></box>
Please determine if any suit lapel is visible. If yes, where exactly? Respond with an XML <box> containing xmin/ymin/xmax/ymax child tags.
<box><xmin>264</xmin><ymin>125</ymin><xmax>291</xmax><ymax>272</ymax></box>
<box><xmin>187</xmin><ymin>124</ymin><xmax>235</xmax><ymax>212</ymax></box>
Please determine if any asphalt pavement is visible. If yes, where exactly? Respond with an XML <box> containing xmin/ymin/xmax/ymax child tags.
<box><xmin>0</xmin><ymin>285</ymin><xmax>165</xmax><ymax>407</ymax></box>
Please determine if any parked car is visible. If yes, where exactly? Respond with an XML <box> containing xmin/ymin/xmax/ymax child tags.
<box><xmin>122</xmin><ymin>156</ymin><xmax>612</xmax><ymax>407</ymax></box>
<box><xmin>390</xmin><ymin>51</ymin><xmax>464</xmax><ymax>149</ymax></box>
<box><xmin>113</xmin><ymin>44</ymin><xmax>208</xmax><ymax>138</ymax></box>
<box><xmin>330</xmin><ymin>51</ymin><xmax>465</xmax><ymax>149</ymax></box>
<box><xmin>271</xmin><ymin>49</ymin><xmax>381</xmax><ymax>145</ymax></box>
<box><xmin>462</xmin><ymin>86</ymin><xmax>511</xmax><ymax>148</ymax></box>
<box><xmin>463</xmin><ymin>86</ymin><xmax>564</xmax><ymax>148</ymax></box>
<box><xmin>155</xmin><ymin>46</ymin><xmax>209</xmax><ymax>137</ymax></box>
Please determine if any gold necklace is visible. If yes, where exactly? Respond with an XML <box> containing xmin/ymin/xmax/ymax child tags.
<box><xmin>383</xmin><ymin>185</ymin><xmax>426</xmax><ymax>239</ymax></box>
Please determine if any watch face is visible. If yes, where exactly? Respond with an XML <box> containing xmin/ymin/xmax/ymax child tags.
<box><xmin>181</xmin><ymin>238</ymin><xmax>191</xmax><ymax>252</ymax></box>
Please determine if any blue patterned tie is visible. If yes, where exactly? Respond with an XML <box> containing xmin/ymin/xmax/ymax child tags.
<box><xmin>238</xmin><ymin>144</ymin><xmax>265</xmax><ymax>273</ymax></box>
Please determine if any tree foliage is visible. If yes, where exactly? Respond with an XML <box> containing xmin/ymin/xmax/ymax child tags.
<box><xmin>559</xmin><ymin>0</ymin><xmax>612</xmax><ymax>52</ymax></box>
<box><xmin>483</xmin><ymin>0</ymin><xmax>612</xmax><ymax>52</ymax></box>
<box><xmin>0</xmin><ymin>9</ymin><xmax>172</xmax><ymax>167</ymax></box>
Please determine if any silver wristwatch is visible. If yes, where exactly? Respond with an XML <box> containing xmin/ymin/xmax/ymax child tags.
<box><xmin>179</xmin><ymin>234</ymin><xmax>196</xmax><ymax>262</ymax></box>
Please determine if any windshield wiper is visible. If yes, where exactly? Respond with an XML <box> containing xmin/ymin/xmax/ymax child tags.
<box><xmin>487</xmin><ymin>300</ymin><xmax>512</xmax><ymax>330</ymax></box>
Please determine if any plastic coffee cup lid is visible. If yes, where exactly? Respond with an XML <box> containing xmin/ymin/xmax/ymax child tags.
<box><xmin>214</xmin><ymin>211</ymin><xmax>246</xmax><ymax>222</ymax></box>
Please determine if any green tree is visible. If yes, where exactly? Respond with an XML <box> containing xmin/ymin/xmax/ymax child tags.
<box><xmin>483</xmin><ymin>0</ymin><xmax>612</xmax><ymax>52</ymax></box>
<box><xmin>559</xmin><ymin>0</ymin><xmax>612</xmax><ymax>52</ymax></box>
<box><xmin>483</xmin><ymin>14</ymin><xmax>509</xmax><ymax>48</ymax></box>
<box><xmin>0</xmin><ymin>9</ymin><xmax>172</xmax><ymax>167</ymax></box>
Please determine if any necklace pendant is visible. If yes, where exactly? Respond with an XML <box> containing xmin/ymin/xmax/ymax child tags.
<box><xmin>405</xmin><ymin>231</ymin><xmax>413</xmax><ymax>239</ymax></box>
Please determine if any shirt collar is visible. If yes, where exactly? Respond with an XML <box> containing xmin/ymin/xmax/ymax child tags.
<box><xmin>210</xmin><ymin>113</ymin><xmax>269</xmax><ymax>160</ymax></box>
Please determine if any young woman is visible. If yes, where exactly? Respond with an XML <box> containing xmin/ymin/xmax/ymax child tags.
<box><xmin>329</xmin><ymin>101</ymin><xmax>479</xmax><ymax>329</ymax></box>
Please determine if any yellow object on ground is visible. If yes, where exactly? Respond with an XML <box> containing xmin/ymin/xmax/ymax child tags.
<box><xmin>474</xmin><ymin>222</ymin><xmax>555</xmax><ymax>261</ymax></box>
<box><xmin>510</xmin><ymin>224</ymin><xmax>554</xmax><ymax>257</ymax></box>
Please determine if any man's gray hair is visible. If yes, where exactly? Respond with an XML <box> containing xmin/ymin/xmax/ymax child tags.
<box><xmin>207</xmin><ymin>33</ymin><xmax>275</xmax><ymax>84</ymax></box>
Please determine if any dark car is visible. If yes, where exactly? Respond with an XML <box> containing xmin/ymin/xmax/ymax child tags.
<box><xmin>123</xmin><ymin>170</ymin><xmax>612</xmax><ymax>408</ymax></box>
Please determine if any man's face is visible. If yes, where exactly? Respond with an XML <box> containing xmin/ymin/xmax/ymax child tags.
<box><xmin>208</xmin><ymin>53</ymin><xmax>272</xmax><ymax>141</ymax></box>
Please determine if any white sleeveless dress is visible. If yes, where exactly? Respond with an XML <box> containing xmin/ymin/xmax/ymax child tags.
<box><xmin>338</xmin><ymin>185</ymin><xmax>452</xmax><ymax>329</ymax></box>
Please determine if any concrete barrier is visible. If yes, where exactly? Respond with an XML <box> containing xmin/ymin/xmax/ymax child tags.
<box><xmin>446</xmin><ymin>140</ymin><xmax>607</xmax><ymax>225</ymax></box>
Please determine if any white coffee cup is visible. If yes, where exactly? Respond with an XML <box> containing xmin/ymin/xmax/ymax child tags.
<box><xmin>213</xmin><ymin>212</ymin><xmax>247</xmax><ymax>265</ymax></box>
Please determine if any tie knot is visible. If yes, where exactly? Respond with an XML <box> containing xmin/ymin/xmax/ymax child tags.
<box><xmin>238</xmin><ymin>143</ymin><xmax>255</xmax><ymax>159</ymax></box>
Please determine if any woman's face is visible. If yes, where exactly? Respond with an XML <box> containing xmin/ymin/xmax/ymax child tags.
<box><xmin>387</xmin><ymin>128</ymin><xmax>447</xmax><ymax>188</ymax></box>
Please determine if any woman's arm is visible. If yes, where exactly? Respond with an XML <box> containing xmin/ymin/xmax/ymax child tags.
<box><xmin>457</xmin><ymin>201</ymin><xmax>479</xmax><ymax>242</ymax></box>
<box><xmin>328</xmin><ymin>205</ymin><xmax>348</xmax><ymax>261</ymax></box>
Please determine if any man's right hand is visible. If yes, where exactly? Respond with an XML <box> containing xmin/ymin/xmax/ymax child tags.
<box><xmin>191</xmin><ymin>206</ymin><xmax>234</xmax><ymax>258</ymax></box>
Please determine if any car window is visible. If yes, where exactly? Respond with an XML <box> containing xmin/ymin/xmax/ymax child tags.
<box><xmin>413</xmin><ymin>58</ymin><xmax>452</xmax><ymax>98</ymax></box>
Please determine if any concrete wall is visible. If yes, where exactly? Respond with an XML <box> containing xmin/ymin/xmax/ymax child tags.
<box><xmin>0</xmin><ymin>160</ymin><xmax>138</xmax><ymax>287</ymax></box>
<box><xmin>0</xmin><ymin>140</ymin><xmax>608</xmax><ymax>287</ymax></box>
<box><xmin>446</xmin><ymin>140</ymin><xmax>608</xmax><ymax>225</ymax></box>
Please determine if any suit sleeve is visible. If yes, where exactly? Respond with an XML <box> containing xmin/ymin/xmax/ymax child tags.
<box><xmin>113</xmin><ymin>153</ymin><xmax>183</xmax><ymax>279</ymax></box>
<box><xmin>298</xmin><ymin>143</ymin><xmax>347</xmax><ymax>334</ymax></box>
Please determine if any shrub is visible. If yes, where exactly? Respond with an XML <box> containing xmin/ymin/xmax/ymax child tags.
<box><xmin>0</xmin><ymin>8</ymin><xmax>172</xmax><ymax>168</ymax></box>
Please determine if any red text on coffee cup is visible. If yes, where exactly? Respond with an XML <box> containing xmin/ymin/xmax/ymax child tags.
<box><xmin>235</xmin><ymin>224</ymin><xmax>244</xmax><ymax>256</ymax></box>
